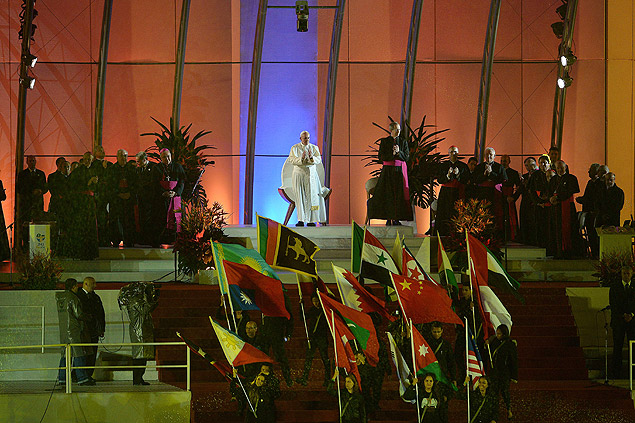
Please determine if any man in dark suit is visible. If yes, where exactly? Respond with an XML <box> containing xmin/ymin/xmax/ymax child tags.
<box><xmin>76</xmin><ymin>277</ymin><xmax>105</xmax><ymax>378</ymax></box>
<box><xmin>609</xmin><ymin>266</ymin><xmax>635</xmax><ymax>378</ymax></box>
<box><xmin>597</xmin><ymin>172</ymin><xmax>624</xmax><ymax>227</ymax></box>
<box><xmin>17</xmin><ymin>155</ymin><xmax>48</xmax><ymax>248</ymax></box>
<box><xmin>135</xmin><ymin>152</ymin><xmax>156</xmax><ymax>246</ymax></box>
<box><xmin>500</xmin><ymin>154</ymin><xmax>521</xmax><ymax>241</ymax></box>
<box><xmin>152</xmin><ymin>149</ymin><xmax>186</xmax><ymax>243</ymax></box>
<box><xmin>366</xmin><ymin>122</ymin><xmax>412</xmax><ymax>225</ymax></box>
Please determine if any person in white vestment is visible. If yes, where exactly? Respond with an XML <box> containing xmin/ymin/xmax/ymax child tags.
<box><xmin>287</xmin><ymin>131</ymin><xmax>330</xmax><ymax>226</ymax></box>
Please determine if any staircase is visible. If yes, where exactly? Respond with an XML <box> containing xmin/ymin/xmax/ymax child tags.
<box><xmin>153</xmin><ymin>283</ymin><xmax>635</xmax><ymax>423</ymax></box>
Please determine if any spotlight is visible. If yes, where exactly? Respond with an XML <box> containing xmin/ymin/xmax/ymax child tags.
<box><xmin>560</xmin><ymin>52</ymin><xmax>577</xmax><ymax>67</ymax></box>
<box><xmin>20</xmin><ymin>76</ymin><xmax>36</xmax><ymax>89</ymax></box>
<box><xmin>556</xmin><ymin>3</ymin><xmax>568</xmax><ymax>20</ymax></box>
<box><xmin>22</xmin><ymin>52</ymin><xmax>37</xmax><ymax>68</ymax></box>
<box><xmin>551</xmin><ymin>22</ymin><xmax>564</xmax><ymax>38</ymax></box>
<box><xmin>557</xmin><ymin>75</ymin><xmax>573</xmax><ymax>89</ymax></box>
<box><xmin>295</xmin><ymin>1</ymin><xmax>309</xmax><ymax>33</ymax></box>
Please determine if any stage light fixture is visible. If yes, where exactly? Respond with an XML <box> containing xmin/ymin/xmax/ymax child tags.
<box><xmin>551</xmin><ymin>22</ymin><xmax>564</xmax><ymax>38</ymax></box>
<box><xmin>20</xmin><ymin>76</ymin><xmax>36</xmax><ymax>89</ymax></box>
<box><xmin>560</xmin><ymin>52</ymin><xmax>576</xmax><ymax>67</ymax></box>
<box><xmin>295</xmin><ymin>1</ymin><xmax>309</xmax><ymax>32</ymax></box>
<box><xmin>22</xmin><ymin>52</ymin><xmax>37</xmax><ymax>67</ymax></box>
<box><xmin>557</xmin><ymin>74</ymin><xmax>573</xmax><ymax>89</ymax></box>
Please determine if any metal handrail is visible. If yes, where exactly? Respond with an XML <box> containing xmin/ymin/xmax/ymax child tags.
<box><xmin>630</xmin><ymin>340</ymin><xmax>633</xmax><ymax>391</ymax></box>
<box><xmin>0</xmin><ymin>341</ymin><xmax>190</xmax><ymax>394</ymax></box>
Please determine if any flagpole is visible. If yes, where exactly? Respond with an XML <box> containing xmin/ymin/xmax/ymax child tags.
<box><xmin>409</xmin><ymin>319</ymin><xmax>421</xmax><ymax>423</ymax></box>
<box><xmin>331</xmin><ymin>309</ymin><xmax>342</xmax><ymax>423</ymax></box>
<box><xmin>233</xmin><ymin>364</ymin><xmax>257</xmax><ymax>418</ymax></box>
<box><xmin>296</xmin><ymin>274</ymin><xmax>312</xmax><ymax>349</ymax></box>
<box><xmin>220</xmin><ymin>294</ymin><xmax>232</xmax><ymax>329</ymax></box>
<box><xmin>222</xmin><ymin>260</ymin><xmax>239</xmax><ymax>331</ymax></box>
<box><xmin>465</xmin><ymin>317</ymin><xmax>471</xmax><ymax>423</ymax></box>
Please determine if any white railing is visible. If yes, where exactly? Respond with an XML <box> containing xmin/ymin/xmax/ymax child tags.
<box><xmin>0</xmin><ymin>305</ymin><xmax>45</xmax><ymax>353</ymax></box>
<box><xmin>0</xmin><ymin>341</ymin><xmax>190</xmax><ymax>394</ymax></box>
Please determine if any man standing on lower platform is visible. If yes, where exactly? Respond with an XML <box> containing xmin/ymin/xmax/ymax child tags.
<box><xmin>609</xmin><ymin>266</ymin><xmax>635</xmax><ymax>379</ymax></box>
<box><xmin>77</xmin><ymin>277</ymin><xmax>105</xmax><ymax>378</ymax></box>
<box><xmin>367</xmin><ymin>122</ymin><xmax>412</xmax><ymax>225</ymax></box>
<box><xmin>287</xmin><ymin>131</ymin><xmax>329</xmax><ymax>227</ymax></box>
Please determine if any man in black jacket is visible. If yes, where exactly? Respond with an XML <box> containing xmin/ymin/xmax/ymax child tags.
<box><xmin>76</xmin><ymin>277</ymin><xmax>105</xmax><ymax>378</ymax></box>
<box><xmin>597</xmin><ymin>172</ymin><xmax>624</xmax><ymax>227</ymax></box>
<box><xmin>109</xmin><ymin>150</ymin><xmax>137</xmax><ymax>247</ymax></box>
<box><xmin>152</xmin><ymin>149</ymin><xmax>186</xmax><ymax>243</ymax></box>
<box><xmin>472</xmin><ymin>148</ymin><xmax>507</xmax><ymax>236</ymax></box>
<box><xmin>609</xmin><ymin>266</ymin><xmax>635</xmax><ymax>378</ymax></box>
<box><xmin>500</xmin><ymin>155</ymin><xmax>521</xmax><ymax>242</ymax></box>
<box><xmin>17</xmin><ymin>155</ymin><xmax>48</xmax><ymax>248</ymax></box>
<box><xmin>296</xmin><ymin>294</ymin><xmax>330</xmax><ymax>386</ymax></box>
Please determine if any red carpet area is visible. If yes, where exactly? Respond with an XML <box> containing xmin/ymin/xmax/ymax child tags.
<box><xmin>152</xmin><ymin>283</ymin><xmax>635</xmax><ymax>423</ymax></box>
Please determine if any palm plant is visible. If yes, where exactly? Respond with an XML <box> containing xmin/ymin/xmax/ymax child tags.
<box><xmin>142</xmin><ymin>117</ymin><xmax>215</xmax><ymax>205</ymax></box>
<box><xmin>364</xmin><ymin>115</ymin><xmax>448</xmax><ymax>209</ymax></box>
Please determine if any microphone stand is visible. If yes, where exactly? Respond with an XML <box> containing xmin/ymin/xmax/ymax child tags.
<box><xmin>602</xmin><ymin>308</ymin><xmax>609</xmax><ymax>385</ymax></box>
<box><xmin>6</xmin><ymin>222</ymin><xmax>14</xmax><ymax>287</ymax></box>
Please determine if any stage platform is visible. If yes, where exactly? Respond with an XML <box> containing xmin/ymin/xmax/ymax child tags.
<box><xmin>0</xmin><ymin>224</ymin><xmax>599</xmax><ymax>285</ymax></box>
<box><xmin>0</xmin><ymin>380</ymin><xmax>190</xmax><ymax>423</ymax></box>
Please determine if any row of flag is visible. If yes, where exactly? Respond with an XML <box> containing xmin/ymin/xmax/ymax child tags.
<box><xmin>191</xmin><ymin>215</ymin><xmax>519</xmax><ymax>395</ymax></box>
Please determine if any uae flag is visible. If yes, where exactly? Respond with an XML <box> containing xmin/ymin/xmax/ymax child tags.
<box><xmin>437</xmin><ymin>235</ymin><xmax>458</xmax><ymax>292</ymax></box>
<box><xmin>224</xmin><ymin>260</ymin><xmax>290</xmax><ymax>319</ymax></box>
<box><xmin>211</xmin><ymin>242</ymin><xmax>280</xmax><ymax>294</ymax></box>
<box><xmin>468</xmin><ymin>258</ymin><xmax>513</xmax><ymax>340</ymax></box>
<box><xmin>391</xmin><ymin>274</ymin><xmax>462</xmax><ymax>325</ymax></box>
<box><xmin>209</xmin><ymin>318</ymin><xmax>272</xmax><ymax>367</ymax></box>
<box><xmin>332</xmin><ymin>264</ymin><xmax>393</xmax><ymax>321</ymax></box>
<box><xmin>319</xmin><ymin>292</ymin><xmax>379</xmax><ymax>366</ymax></box>
<box><xmin>466</xmin><ymin>232</ymin><xmax>523</xmax><ymax>303</ymax></box>
<box><xmin>257</xmin><ymin>215</ymin><xmax>319</xmax><ymax>277</ymax></box>
<box><xmin>410</xmin><ymin>322</ymin><xmax>451</xmax><ymax>387</ymax></box>
<box><xmin>359</xmin><ymin>229</ymin><xmax>400</xmax><ymax>286</ymax></box>
<box><xmin>351</xmin><ymin>221</ymin><xmax>364</xmax><ymax>273</ymax></box>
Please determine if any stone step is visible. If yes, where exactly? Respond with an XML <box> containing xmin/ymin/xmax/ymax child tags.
<box><xmin>59</xmin><ymin>259</ymin><xmax>175</xmax><ymax>272</ymax></box>
<box><xmin>60</xmin><ymin>271</ymin><xmax>173</xmax><ymax>283</ymax></box>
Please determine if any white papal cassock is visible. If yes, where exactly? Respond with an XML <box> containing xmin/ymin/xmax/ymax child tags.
<box><xmin>284</xmin><ymin>142</ymin><xmax>330</xmax><ymax>224</ymax></box>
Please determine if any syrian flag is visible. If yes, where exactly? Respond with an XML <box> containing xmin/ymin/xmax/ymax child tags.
<box><xmin>437</xmin><ymin>235</ymin><xmax>459</xmax><ymax>292</ymax></box>
<box><xmin>402</xmin><ymin>240</ymin><xmax>438</xmax><ymax>285</ymax></box>
<box><xmin>466</xmin><ymin>232</ymin><xmax>523</xmax><ymax>303</ymax></box>
<box><xmin>351</xmin><ymin>221</ymin><xmax>365</xmax><ymax>273</ymax></box>
<box><xmin>359</xmin><ymin>228</ymin><xmax>400</xmax><ymax>286</ymax></box>
<box><xmin>209</xmin><ymin>318</ymin><xmax>272</xmax><ymax>367</ymax></box>
<box><xmin>332</xmin><ymin>264</ymin><xmax>393</xmax><ymax>322</ymax></box>
<box><xmin>176</xmin><ymin>331</ymin><xmax>234</xmax><ymax>382</ymax></box>
<box><xmin>319</xmin><ymin>292</ymin><xmax>379</xmax><ymax>366</ymax></box>
<box><xmin>410</xmin><ymin>322</ymin><xmax>451</xmax><ymax>387</ymax></box>
<box><xmin>391</xmin><ymin>274</ymin><xmax>462</xmax><ymax>325</ymax></box>
<box><xmin>468</xmin><ymin>258</ymin><xmax>513</xmax><ymax>341</ymax></box>
<box><xmin>466</xmin><ymin>326</ymin><xmax>485</xmax><ymax>390</ymax></box>
<box><xmin>387</xmin><ymin>332</ymin><xmax>415</xmax><ymax>403</ymax></box>
<box><xmin>224</xmin><ymin>261</ymin><xmax>290</xmax><ymax>319</ymax></box>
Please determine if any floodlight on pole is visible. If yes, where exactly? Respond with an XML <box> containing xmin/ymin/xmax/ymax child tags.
<box><xmin>295</xmin><ymin>1</ymin><xmax>309</xmax><ymax>32</ymax></box>
<box><xmin>20</xmin><ymin>75</ymin><xmax>35</xmax><ymax>89</ymax></box>
<box><xmin>560</xmin><ymin>52</ymin><xmax>577</xmax><ymax>67</ymax></box>
<box><xmin>557</xmin><ymin>75</ymin><xmax>573</xmax><ymax>89</ymax></box>
<box><xmin>22</xmin><ymin>52</ymin><xmax>37</xmax><ymax>67</ymax></box>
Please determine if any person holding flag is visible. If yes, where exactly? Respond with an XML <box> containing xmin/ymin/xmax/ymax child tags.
<box><xmin>402</xmin><ymin>373</ymin><xmax>445</xmax><ymax>423</ymax></box>
<box><xmin>296</xmin><ymin>293</ymin><xmax>331</xmax><ymax>387</ymax></box>
<box><xmin>327</xmin><ymin>370</ymin><xmax>367</xmax><ymax>423</ymax></box>
<box><xmin>465</xmin><ymin>375</ymin><xmax>498</xmax><ymax>423</ymax></box>
<box><xmin>425</xmin><ymin>322</ymin><xmax>456</xmax><ymax>423</ymax></box>
<box><xmin>244</xmin><ymin>372</ymin><xmax>281</xmax><ymax>423</ymax></box>
<box><xmin>485</xmin><ymin>324</ymin><xmax>518</xmax><ymax>420</ymax></box>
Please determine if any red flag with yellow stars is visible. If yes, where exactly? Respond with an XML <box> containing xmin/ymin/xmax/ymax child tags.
<box><xmin>391</xmin><ymin>274</ymin><xmax>462</xmax><ymax>325</ymax></box>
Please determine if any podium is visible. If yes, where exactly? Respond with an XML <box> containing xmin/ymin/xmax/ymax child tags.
<box><xmin>596</xmin><ymin>227</ymin><xmax>634</xmax><ymax>259</ymax></box>
<box><xmin>29</xmin><ymin>223</ymin><xmax>51</xmax><ymax>258</ymax></box>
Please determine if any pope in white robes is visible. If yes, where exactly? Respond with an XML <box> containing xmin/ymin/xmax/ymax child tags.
<box><xmin>286</xmin><ymin>131</ymin><xmax>330</xmax><ymax>226</ymax></box>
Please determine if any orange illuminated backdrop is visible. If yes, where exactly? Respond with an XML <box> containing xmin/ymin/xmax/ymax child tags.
<box><xmin>0</xmin><ymin>0</ymin><xmax>607</xmax><ymax>231</ymax></box>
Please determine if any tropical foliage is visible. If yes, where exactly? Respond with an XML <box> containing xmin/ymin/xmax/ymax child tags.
<box><xmin>174</xmin><ymin>200</ymin><xmax>228</xmax><ymax>276</ymax></box>
<box><xmin>142</xmin><ymin>117</ymin><xmax>215</xmax><ymax>205</ymax></box>
<box><xmin>18</xmin><ymin>252</ymin><xmax>63</xmax><ymax>290</ymax></box>
<box><xmin>593</xmin><ymin>250</ymin><xmax>634</xmax><ymax>287</ymax></box>
<box><xmin>364</xmin><ymin>115</ymin><xmax>447</xmax><ymax>209</ymax></box>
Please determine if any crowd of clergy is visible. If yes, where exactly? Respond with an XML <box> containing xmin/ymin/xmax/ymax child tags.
<box><xmin>434</xmin><ymin>145</ymin><xmax>625</xmax><ymax>259</ymax></box>
<box><xmin>10</xmin><ymin>147</ymin><xmax>185</xmax><ymax>259</ymax></box>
